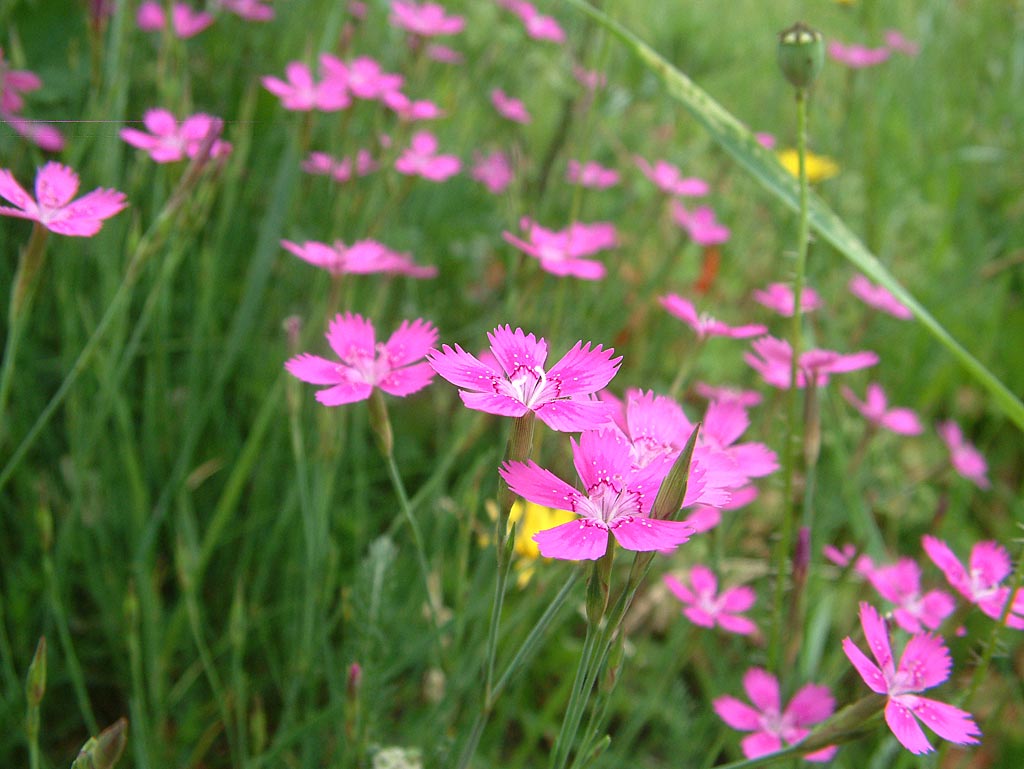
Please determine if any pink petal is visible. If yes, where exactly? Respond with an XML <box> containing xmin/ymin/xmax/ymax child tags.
<box><xmin>922</xmin><ymin>536</ymin><xmax>971</xmax><ymax>597</ymax></box>
<box><xmin>661</xmin><ymin>294</ymin><xmax>700</xmax><ymax>326</ymax></box>
<box><xmin>460</xmin><ymin>390</ymin><xmax>530</xmax><ymax>418</ymax></box>
<box><xmin>885</xmin><ymin>698</ymin><xmax>933</xmax><ymax>754</ymax></box>
<box><xmin>663</xmin><ymin>574</ymin><xmax>696</xmax><ymax>605</ymax></box>
<box><xmin>285</xmin><ymin>353</ymin><xmax>344</xmax><ymax>385</ymax></box>
<box><xmin>785</xmin><ymin>684</ymin><xmax>834</xmax><ymax>727</ymax></box>
<box><xmin>315</xmin><ymin>380</ymin><xmax>373</xmax><ymax>405</ymax></box>
<box><xmin>532</xmin><ymin>518</ymin><xmax>609</xmax><ymax>560</ymax></box>
<box><xmin>60</xmin><ymin>188</ymin><xmax>128</xmax><ymax>223</ymax></box>
<box><xmin>908</xmin><ymin>696</ymin><xmax>980</xmax><ymax>745</ymax></box>
<box><xmin>716</xmin><ymin>614</ymin><xmax>757</xmax><ymax>636</ymax></box>
<box><xmin>610</xmin><ymin>517</ymin><xmax>692</xmax><ymax>552</ymax></box>
<box><xmin>804</xmin><ymin>745</ymin><xmax>839</xmax><ymax>762</ymax></box>
<box><xmin>719</xmin><ymin>585</ymin><xmax>756</xmax><ymax>613</ymax></box>
<box><xmin>0</xmin><ymin>168</ymin><xmax>35</xmax><ymax>211</ymax></box>
<box><xmin>713</xmin><ymin>695</ymin><xmax>762</xmax><ymax>731</ymax></box>
<box><xmin>740</xmin><ymin>731</ymin><xmax>782</xmax><ymax>759</ymax></box>
<box><xmin>142</xmin><ymin>108</ymin><xmax>178</xmax><ymax>136</ymax></box>
<box><xmin>742</xmin><ymin>668</ymin><xmax>780</xmax><ymax>714</ymax></box>
<box><xmin>383</xmin><ymin>318</ymin><xmax>438</xmax><ymax>367</ymax></box>
<box><xmin>377</xmin><ymin>361</ymin><xmax>435</xmax><ymax>397</ymax></box>
<box><xmin>919</xmin><ymin>590</ymin><xmax>956</xmax><ymax>630</ymax></box>
<box><xmin>572</xmin><ymin>429</ymin><xmax>634</xmax><ymax>490</ymax></box>
<box><xmin>534</xmin><ymin>397</ymin><xmax>612</xmax><ymax>432</ymax></box>
<box><xmin>427</xmin><ymin>343</ymin><xmax>500</xmax><ymax>391</ymax></box>
<box><xmin>842</xmin><ymin>637</ymin><xmax>888</xmax><ymax>694</ymax></box>
<box><xmin>36</xmin><ymin>162</ymin><xmax>79</xmax><ymax>209</ymax></box>
<box><xmin>120</xmin><ymin>127</ymin><xmax>161</xmax><ymax>151</ymax></box>
<box><xmin>970</xmin><ymin>541</ymin><xmax>1011</xmax><ymax>587</ymax></box>
<box><xmin>881</xmin><ymin>408</ymin><xmax>924</xmax><ymax>435</ymax></box>
<box><xmin>546</xmin><ymin>341</ymin><xmax>621</xmax><ymax>395</ymax></box>
<box><xmin>499</xmin><ymin>460</ymin><xmax>579</xmax><ymax>511</ymax></box>
<box><xmin>858</xmin><ymin>602</ymin><xmax>894</xmax><ymax>673</ymax></box>
<box><xmin>487</xmin><ymin>325</ymin><xmax>548</xmax><ymax>376</ymax></box>
<box><xmin>326</xmin><ymin>313</ymin><xmax>375</xmax><ymax>364</ymax></box>
<box><xmin>683</xmin><ymin>606</ymin><xmax>716</xmax><ymax>628</ymax></box>
<box><xmin>688</xmin><ymin>564</ymin><xmax>718</xmax><ymax>595</ymax></box>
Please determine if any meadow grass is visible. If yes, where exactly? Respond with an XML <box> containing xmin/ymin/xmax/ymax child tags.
<box><xmin>1</xmin><ymin>1</ymin><xmax>1022</xmax><ymax>768</ymax></box>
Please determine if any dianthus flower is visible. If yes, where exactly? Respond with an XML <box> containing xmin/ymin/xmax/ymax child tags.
<box><xmin>472</xmin><ymin>150</ymin><xmax>514</xmax><ymax>194</ymax></box>
<box><xmin>428</xmin><ymin>325</ymin><xmax>620</xmax><ymax>431</ymax></box>
<box><xmin>394</xmin><ymin>131</ymin><xmax>461</xmax><ymax>181</ymax></box>
<box><xmin>491</xmin><ymin>89</ymin><xmax>531</xmax><ymax>124</ymax></box>
<box><xmin>426</xmin><ymin>43</ymin><xmax>463</xmax><ymax>63</ymax></box>
<box><xmin>382</xmin><ymin>91</ymin><xmax>444</xmax><ymax>121</ymax></box>
<box><xmin>0</xmin><ymin>162</ymin><xmax>126</xmax><ymax>236</ymax></box>
<box><xmin>922</xmin><ymin>535</ymin><xmax>1024</xmax><ymax>628</ymax></box>
<box><xmin>137</xmin><ymin>1</ymin><xmax>214</xmax><ymax>37</ymax></box>
<box><xmin>500</xmin><ymin>429</ymin><xmax>694</xmax><ymax>560</ymax></box>
<box><xmin>660</xmin><ymin>294</ymin><xmax>766</xmax><ymax>340</ymax></box>
<box><xmin>285</xmin><ymin>313</ymin><xmax>437</xmax><ymax>405</ymax></box>
<box><xmin>566</xmin><ymin>159</ymin><xmax>619</xmax><ymax>189</ymax></box>
<box><xmin>221</xmin><ymin>0</ymin><xmax>274</xmax><ymax>21</ymax></box>
<box><xmin>301</xmin><ymin>149</ymin><xmax>376</xmax><ymax>182</ymax></box>
<box><xmin>665</xmin><ymin>566</ymin><xmax>756</xmax><ymax>635</ymax></box>
<box><xmin>671</xmin><ymin>201</ymin><xmax>730</xmax><ymax>245</ymax></box>
<box><xmin>635</xmin><ymin>156</ymin><xmax>709</xmax><ymax>196</ymax></box>
<box><xmin>120</xmin><ymin>109</ymin><xmax>231</xmax><ymax>163</ymax></box>
<box><xmin>390</xmin><ymin>1</ymin><xmax>465</xmax><ymax>36</ymax></box>
<box><xmin>848</xmin><ymin>275</ymin><xmax>912</xmax><ymax>319</ymax></box>
<box><xmin>3</xmin><ymin>114</ymin><xmax>64</xmax><ymax>152</ymax></box>
<box><xmin>828</xmin><ymin>41</ymin><xmax>891</xmax><ymax>68</ymax></box>
<box><xmin>322</xmin><ymin>55</ymin><xmax>403</xmax><ymax>101</ymax></box>
<box><xmin>0</xmin><ymin>48</ymin><xmax>41</xmax><ymax>114</ymax></box>
<box><xmin>841</xmin><ymin>383</ymin><xmax>923</xmax><ymax>435</ymax></box>
<box><xmin>822</xmin><ymin>543</ymin><xmax>875</xmax><ymax>577</ymax></box>
<box><xmin>262</xmin><ymin>59</ymin><xmax>349</xmax><ymax>111</ymax></box>
<box><xmin>885</xmin><ymin>29</ymin><xmax>920</xmax><ymax>56</ymax></box>
<box><xmin>695</xmin><ymin>382</ymin><xmax>763</xmax><ymax>408</ymax></box>
<box><xmin>752</xmin><ymin>282</ymin><xmax>823</xmax><ymax>316</ymax></box>
<box><xmin>843</xmin><ymin>602</ymin><xmax>981</xmax><ymax>754</ymax></box>
<box><xmin>498</xmin><ymin>0</ymin><xmax>565</xmax><ymax>43</ymax></box>
<box><xmin>867</xmin><ymin>558</ymin><xmax>955</xmax><ymax>633</ymax></box>
<box><xmin>502</xmin><ymin>219</ymin><xmax>615</xmax><ymax>280</ymax></box>
<box><xmin>280</xmin><ymin>239</ymin><xmax>436</xmax><ymax>278</ymax></box>
<box><xmin>936</xmin><ymin>420</ymin><xmax>990</xmax><ymax>489</ymax></box>
<box><xmin>745</xmin><ymin>337</ymin><xmax>878</xmax><ymax>389</ymax></box>
<box><xmin>714</xmin><ymin>668</ymin><xmax>836</xmax><ymax>762</ymax></box>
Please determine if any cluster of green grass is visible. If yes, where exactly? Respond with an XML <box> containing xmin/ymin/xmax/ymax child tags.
<box><xmin>1</xmin><ymin>1</ymin><xmax>1022</xmax><ymax>767</ymax></box>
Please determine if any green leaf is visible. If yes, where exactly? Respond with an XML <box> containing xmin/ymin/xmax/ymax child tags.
<box><xmin>564</xmin><ymin>0</ymin><xmax>1024</xmax><ymax>433</ymax></box>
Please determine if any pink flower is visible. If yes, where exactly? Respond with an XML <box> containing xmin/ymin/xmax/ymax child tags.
<box><xmin>922</xmin><ymin>536</ymin><xmax>1024</xmax><ymax>628</ymax></box>
<box><xmin>823</xmin><ymin>544</ymin><xmax>875</xmax><ymax>577</ymax></box>
<box><xmin>573</xmin><ymin>65</ymin><xmax>606</xmax><ymax>90</ymax></box>
<box><xmin>755</xmin><ymin>132</ymin><xmax>777</xmax><ymax>150</ymax></box>
<box><xmin>324</xmin><ymin>55</ymin><xmax>403</xmax><ymax>101</ymax></box>
<box><xmin>390</xmin><ymin>1</ymin><xmax>465</xmax><ymax>36</ymax></box>
<box><xmin>828</xmin><ymin>41</ymin><xmax>891</xmax><ymax>68</ymax></box>
<box><xmin>752</xmin><ymin>282</ymin><xmax>823</xmax><ymax>316</ymax></box>
<box><xmin>499</xmin><ymin>0</ymin><xmax>565</xmax><ymax>43</ymax></box>
<box><xmin>425</xmin><ymin>44</ymin><xmax>463</xmax><ymax>63</ymax></box>
<box><xmin>221</xmin><ymin>0</ymin><xmax>274</xmax><ymax>21</ymax></box>
<box><xmin>664</xmin><ymin>566</ymin><xmax>757</xmax><ymax>635</ymax></box>
<box><xmin>500</xmin><ymin>429</ymin><xmax>693</xmax><ymax>560</ymax></box>
<box><xmin>137</xmin><ymin>1</ymin><xmax>214</xmax><ymax>38</ymax></box>
<box><xmin>428</xmin><ymin>325</ymin><xmax>620</xmax><ymax>431</ymax></box>
<box><xmin>714</xmin><ymin>668</ymin><xmax>836</xmax><ymax>762</ymax></box>
<box><xmin>566</xmin><ymin>160</ymin><xmax>620</xmax><ymax>189</ymax></box>
<box><xmin>885</xmin><ymin>29</ymin><xmax>920</xmax><ymax>57</ymax></box>
<box><xmin>843</xmin><ymin>602</ymin><xmax>981</xmax><ymax>754</ymax></box>
<box><xmin>382</xmin><ymin>91</ymin><xmax>444</xmax><ymax>121</ymax></box>
<box><xmin>0</xmin><ymin>162</ymin><xmax>126</xmax><ymax>237</ymax></box>
<box><xmin>2</xmin><ymin>115</ymin><xmax>64</xmax><ymax>152</ymax></box>
<box><xmin>671</xmin><ymin>201</ymin><xmax>729</xmax><ymax>245</ymax></box>
<box><xmin>281</xmin><ymin>239</ymin><xmax>436</xmax><ymax>278</ymax></box>
<box><xmin>868</xmin><ymin>558</ymin><xmax>956</xmax><ymax>634</ymax></box>
<box><xmin>503</xmin><ymin>219</ymin><xmax>615</xmax><ymax>280</ymax></box>
<box><xmin>285</xmin><ymin>313</ymin><xmax>437</xmax><ymax>405</ymax></box>
<box><xmin>660</xmin><ymin>294</ymin><xmax>767</xmax><ymax>340</ymax></box>
<box><xmin>301</xmin><ymin>150</ymin><xmax>376</xmax><ymax>182</ymax></box>
<box><xmin>848</xmin><ymin>275</ymin><xmax>912</xmax><ymax>319</ymax></box>
<box><xmin>841</xmin><ymin>383</ymin><xmax>923</xmax><ymax>435</ymax></box>
<box><xmin>695</xmin><ymin>382</ymin><xmax>763</xmax><ymax>408</ymax></box>
<box><xmin>635</xmin><ymin>156</ymin><xmax>709</xmax><ymax>196</ymax></box>
<box><xmin>472</xmin><ymin>151</ymin><xmax>514</xmax><ymax>194</ymax></box>
<box><xmin>936</xmin><ymin>420</ymin><xmax>990</xmax><ymax>489</ymax></box>
<box><xmin>120</xmin><ymin>109</ymin><xmax>231</xmax><ymax>163</ymax></box>
<box><xmin>491</xmin><ymin>89</ymin><xmax>531</xmax><ymax>124</ymax></box>
<box><xmin>262</xmin><ymin>60</ymin><xmax>349</xmax><ymax>111</ymax></box>
<box><xmin>745</xmin><ymin>337</ymin><xmax>878</xmax><ymax>389</ymax></box>
<box><xmin>0</xmin><ymin>48</ymin><xmax>42</xmax><ymax>114</ymax></box>
<box><xmin>394</xmin><ymin>131</ymin><xmax>461</xmax><ymax>181</ymax></box>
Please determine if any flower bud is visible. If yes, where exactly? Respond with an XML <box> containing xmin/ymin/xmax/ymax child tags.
<box><xmin>26</xmin><ymin>636</ymin><xmax>46</xmax><ymax>707</ymax></box>
<box><xmin>778</xmin><ymin>22</ymin><xmax>825</xmax><ymax>89</ymax></box>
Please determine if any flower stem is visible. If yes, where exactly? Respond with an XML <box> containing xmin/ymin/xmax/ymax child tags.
<box><xmin>770</xmin><ymin>84</ymin><xmax>811</xmax><ymax>676</ymax></box>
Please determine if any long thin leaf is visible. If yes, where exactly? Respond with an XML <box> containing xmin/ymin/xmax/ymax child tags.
<box><xmin>564</xmin><ymin>0</ymin><xmax>1024</xmax><ymax>433</ymax></box>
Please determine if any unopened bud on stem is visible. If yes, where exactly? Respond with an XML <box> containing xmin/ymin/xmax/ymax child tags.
<box><xmin>778</xmin><ymin>22</ymin><xmax>825</xmax><ymax>90</ymax></box>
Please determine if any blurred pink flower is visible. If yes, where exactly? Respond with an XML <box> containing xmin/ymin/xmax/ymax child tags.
<box><xmin>936</xmin><ymin>420</ymin><xmax>989</xmax><ymax>489</ymax></box>
<box><xmin>823</xmin><ymin>543</ymin><xmax>875</xmax><ymax>577</ymax></box>
<box><xmin>428</xmin><ymin>325</ymin><xmax>620</xmax><ymax>432</ymax></box>
<box><xmin>137</xmin><ymin>1</ymin><xmax>214</xmax><ymax>37</ymax></box>
<box><xmin>501</xmin><ymin>429</ymin><xmax>693</xmax><ymax>560</ymax></box>
<box><xmin>121</xmin><ymin>109</ymin><xmax>231</xmax><ymax>163</ymax></box>
<box><xmin>281</xmin><ymin>239</ymin><xmax>436</xmax><ymax>278</ymax></box>
<box><xmin>286</xmin><ymin>314</ymin><xmax>437</xmax><ymax>405</ymax></box>
<box><xmin>221</xmin><ymin>0</ymin><xmax>274</xmax><ymax>21</ymax></box>
<box><xmin>394</xmin><ymin>131</ymin><xmax>461</xmax><ymax>181</ymax></box>
<box><xmin>885</xmin><ymin>29</ymin><xmax>920</xmax><ymax>56</ymax></box>
<box><xmin>301</xmin><ymin>149</ymin><xmax>376</xmax><ymax>182</ymax></box>
<box><xmin>665</xmin><ymin>566</ymin><xmax>757</xmax><ymax>635</ymax></box>
<box><xmin>491</xmin><ymin>88</ymin><xmax>531</xmax><ymax>124</ymax></box>
<box><xmin>695</xmin><ymin>382</ymin><xmax>763</xmax><ymax>408</ymax></box>
<box><xmin>503</xmin><ymin>219</ymin><xmax>615</xmax><ymax>280</ymax></box>
<box><xmin>382</xmin><ymin>91</ymin><xmax>444</xmax><ymax>121</ymax></box>
<box><xmin>843</xmin><ymin>602</ymin><xmax>980</xmax><ymax>754</ymax></box>
<box><xmin>426</xmin><ymin>43</ymin><xmax>463</xmax><ymax>63</ymax></box>
<box><xmin>0</xmin><ymin>161</ymin><xmax>126</xmax><ymax>236</ymax></box>
<box><xmin>841</xmin><ymin>383</ymin><xmax>923</xmax><ymax>435</ymax></box>
<box><xmin>848</xmin><ymin>275</ymin><xmax>912</xmax><ymax>319</ymax></box>
<box><xmin>867</xmin><ymin>558</ymin><xmax>955</xmax><ymax>633</ymax></box>
<box><xmin>755</xmin><ymin>132</ymin><xmax>777</xmax><ymax>149</ymax></box>
<box><xmin>3</xmin><ymin>114</ymin><xmax>64</xmax><ymax>152</ymax></box>
<box><xmin>745</xmin><ymin>336</ymin><xmax>878</xmax><ymax>389</ymax></box>
<box><xmin>472</xmin><ymin>150</ymin><xmax>513</xmax><ymax>194</ymax></box>
<box><xmin>671</xmin><ymin>201</ymin><xmax>730</xmax><ymax>245</ymax></box>
<box><xmin>923</xmin><ymin>535</ymin><xmax>1023</xmax><ymax>627</ymax></box>
<box><xmin>660</xmin><ymin>294</ymin><xmax>767</xmax><ymax>340</ymax></box>
<box><xmin>714</xmin><ymin>668</ymin><xmax>836</xmax><ymax>762</ymax></box>
<box><xmin>566</xmin><ymin>159</ymin><xmax>619</xmax><ymax>189</ymax></box>
<box><xmin>498</xmin><ymin>0</ymin><xmax>565</xmax><ymax>43</ymax></box>
<box><xmin>321</xmin><ymin>55</ymin><xmax>404</xmax><ymax>101</ymax></box>
<box><xmin>573</xmin><ymin>65</ymin><xmax>605</xmax><ymax>90</ymax></box>
<box><xmin>752</xmin><ymin>282</ymin><xmax>823</xmax><ymax>316</ymax></box>
<box><xmin>262</xmin><ymin>60</ymin><xmax>349</xmax><ymax>111</ymax></box>
<box><xmin>390</xmin><ymin>1</ymin><xmax>464</xmax><ymax>36</ymax></box>
<box><xmin>0</xmin><ymin>48</ymin><xmax>42</xmax><ymax>114</ymax></box>
<box><xmin>828</xmin><ymin>41</ymin><xmax>891</xmax><ymax>68</ymax></box>
<box><xmin>635</xmin><ymin>156</ymin><xmax>709</xmax><ymax>196</ymax></box>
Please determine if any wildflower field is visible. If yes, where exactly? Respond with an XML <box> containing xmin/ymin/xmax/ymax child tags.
<box><xmin>2</xmin><ymin>1</ymin><xmax>1024</xmax><ymax>767</ymax></box>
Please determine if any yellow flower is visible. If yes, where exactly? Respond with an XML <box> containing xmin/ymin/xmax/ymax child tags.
<box><xmin>777</xmin><ymin>148</ymin><xmax>840</xmax><ymax>183</ymax></box>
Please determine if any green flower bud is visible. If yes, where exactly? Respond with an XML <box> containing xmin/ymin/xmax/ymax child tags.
<box><xmin>778</xmin><ymin>22</ymin><xmax>825</xmax><ymax>89</ymax></box>
<box><xmin>26</xmin><ymin>636</ymin><xmax>46</xmax><ymax>707</ymax></box>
